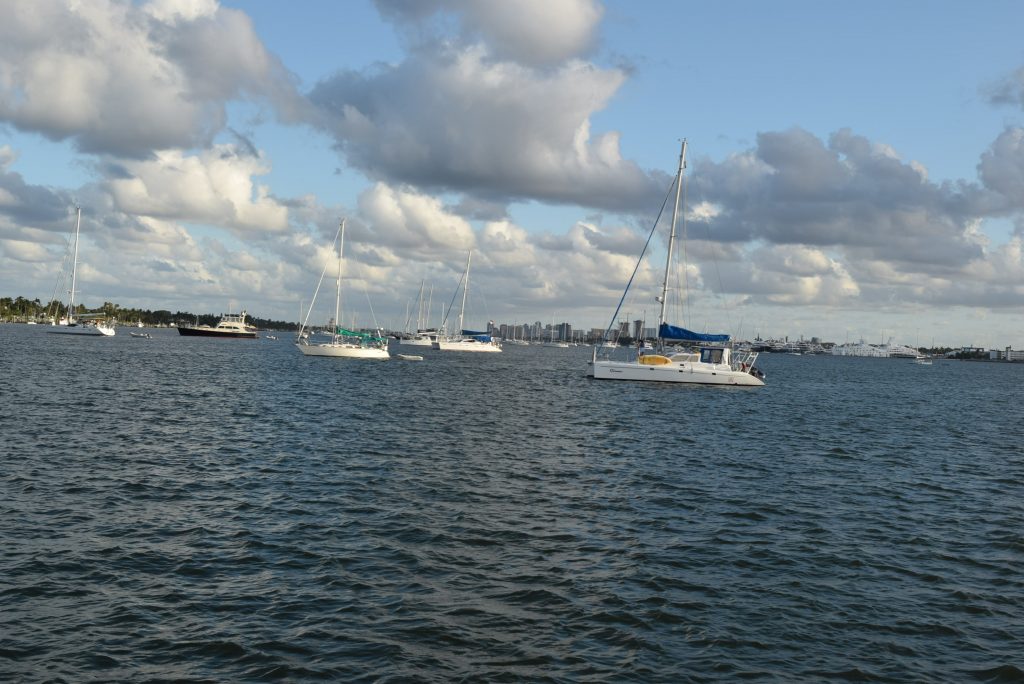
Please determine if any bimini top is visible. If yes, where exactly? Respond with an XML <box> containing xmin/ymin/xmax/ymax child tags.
<box><xmin>659</xmin><ymin>323</ymin><xmax>730</xmax><ymax>343</ymax></box>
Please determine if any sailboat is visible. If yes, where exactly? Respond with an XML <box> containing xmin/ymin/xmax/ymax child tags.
<box><xmin>543</xmin><ymin>314</ymin><xmax>570</xmax><ymax>347</ymax></box>
<box><xmin>48</xmin><ymin>207</ymin><xmax>116</xmax><ymax>337</ymax></box>
<box><xmin>295</xmin><ymin>219</ymin><xmax>390</xmax><ymax>360</ymax></box>
<box><xmin>587</xmin><ymin>140</ymin><xmax>765</xmax><ymax>386</ymax></box>
<box><xmin>434</xmin><ymin>251</ymin><xmax>502</xmax><ymax>352</ymax></box>
<box><xmin>399</xmin><ymin>280</ymin><xmax>439</xmax><ymax>346</ymax></box>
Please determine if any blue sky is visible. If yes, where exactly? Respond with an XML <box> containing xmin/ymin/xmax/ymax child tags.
<box><xmin>1</xmin><ymin>0</ymin><xmax>1023</xmax><ymax>347</ymax></box>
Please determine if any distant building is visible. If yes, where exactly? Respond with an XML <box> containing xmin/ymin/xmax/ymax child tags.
<box><xmin>990</xmin><ymin>347</ymin><xmax>1024</xmax><ymax>361</ymax></box>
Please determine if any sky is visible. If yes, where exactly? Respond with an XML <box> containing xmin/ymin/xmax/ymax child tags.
<box><xmin>1</xmin><ymin>0</ymin><xmax>1023</xmax><ymax>348</ymax></box>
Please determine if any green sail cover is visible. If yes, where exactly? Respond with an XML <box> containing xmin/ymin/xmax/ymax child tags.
<box><xmin>337</xmin><ymin>328</ymin><xmax>385</xmax><ymax>341</ymax></box>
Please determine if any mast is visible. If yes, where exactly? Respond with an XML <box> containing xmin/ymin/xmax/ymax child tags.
<box><xmin>335</xmin><ymin>219</ymin><xmax>345</xmax><ymax>340</ymax></box>
<box><xmin>458</xmin><ymin>250</ymin><xmax>472</xmax><ymax>335</ymax></box>
<box><xmin>415</xmin><ymin>279</ymin><xmax>425</xmax><ymax>330</ymax></box>
<box><xmin>427</xmin><ymin>283</ymin><xmax>433</xmax><ymax>330</ymax></box>
<box><xmin>68</xmin><ymin>206</ymin><xmax>81</xmax><ymax>324</ymax></box>
<box><xmin>658</xmin><ymin>139</ymin><xmax>687</xmax><ymax>335</ymax></box>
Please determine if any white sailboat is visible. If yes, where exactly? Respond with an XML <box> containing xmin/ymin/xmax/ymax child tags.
<box><xmin>295</xmin><ymin>219</ymin><xmax>390</xmax><ymax>360</ymax></box>
<box><xmin>434</xmin><ymin>251</ymin><xmax>501</xmax><ymax>352</ymax></box>
<box><xmin>588</xmin><ymin>140</ymin><xmax>765</xmax><ymax>386</ymax></box>
<box><xmin>400</xmin><ymin>280</ymin><xmax>438</xmax><ymax>346</ymax></box>
<box><xmin>543</xmin><ymin>314</ymin><xmax>570</xmax><ymax>347</ymax></box>
<box><xmin>48</xmin><ymin>207</ymin><xmax>116</xmax><ymax>337</ymax></box>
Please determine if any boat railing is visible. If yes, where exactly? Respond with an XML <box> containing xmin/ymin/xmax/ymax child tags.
<box><xmin>732</xmin><ymin>349</ymin><xmax>760</xmax><ymax>374</ymax></box>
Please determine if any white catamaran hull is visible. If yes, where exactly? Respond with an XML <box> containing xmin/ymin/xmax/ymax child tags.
<box><xmin>296</xmin><ymin>343</ymin><xmax>390</xmax><ymax>359</ymax></box>
<box><xmin>588</xmin><ymin>359</ymin><xmax>764</xmax><ymax>386</ymax></box>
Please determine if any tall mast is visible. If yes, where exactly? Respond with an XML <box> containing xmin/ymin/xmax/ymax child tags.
<box><xmin>458</xmin><ymin>250</ymin><xmax>472</xmax><ymax>334</ymax></box>
<box><xmin>415</xmin><ymin>279</ymin><xmax>425</xmax><ymax>330</ymax></box>
<box><xmin>427</xmin><ymin>283</ymin><xmax>433</xmax><ymax>329</ymax></box>
<box><xmin>335</xmin><ymin>219</ymin><xmax>345</xmax><ymax>339</ymax></box>
<box><xmin>658</xmin><ymin>139</ymin><xmax>687</xmax><ymax>333</ymax></box>
<box><xmin>69</xmin><ymin>206</ymin><xmax>81</xmax><ymax>323</ymax></box>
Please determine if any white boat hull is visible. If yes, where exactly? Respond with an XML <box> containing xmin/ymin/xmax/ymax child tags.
<box><xmin>296</xmin><ymin>343</ymin><xmax>390</xmax><ymax>359</ymax></box>
<box><xmin>49</xmin><ymin>323</ymin><xmax>115</xmax><ymax>337</ymax></box>
<box><xmin>434</xmin><ymin>338</ymin><xmax>502</xmax><ymax>352</ymax></box>
<box><xmin>588</xmin><ymin>359</ymin><xmax>764</xmax><ymax>386</ymax></box>
<box><xmin>400</xmin><ymin>336</ymin><xmax>435</xmax><ymax>346</ymax></box>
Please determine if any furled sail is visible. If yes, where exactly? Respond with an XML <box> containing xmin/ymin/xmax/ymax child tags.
<box><xmin>659</xmin><ymin>323</ymin><xmax>730</xmax><ymax>343</ymax></box>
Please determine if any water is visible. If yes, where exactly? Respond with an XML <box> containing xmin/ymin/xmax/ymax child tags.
<box><xmin>2</xmin><ymin>323</ymin><xmax>1022</xmax><ymax>681</ymax></box>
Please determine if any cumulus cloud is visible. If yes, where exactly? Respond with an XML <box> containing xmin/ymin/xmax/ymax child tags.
<box><xmin>692</xmin><ymin>127</ymin><xmax>986</xmax><ymax>268</ymax></box>
<box><xmin>308</xmin><ymin>6</ymin><xmax>662</xmax><ymax>212</ymax></box>
<box><xmin>357</xmin><ymin>182</ymin><xmax>475</xmax><ymax>256</ymax></box>
<box><xmin>375</xmin><ymin>0</ymin><xmax>604</xmax><ymax>66</ymax></box>
<box><xmin>0</xmin><ymin>0</ymin><xmax>301</xmax><ymax>157</ymax></box>
<box><xmin>978</xmin><ymin>127</ymin><xmax>1024</xmax><ymax>210</ymax></box>
<box><xmin>105</xmin><ymin>144</ymin><xmax>288</xmax><ymax>232</ymax></box>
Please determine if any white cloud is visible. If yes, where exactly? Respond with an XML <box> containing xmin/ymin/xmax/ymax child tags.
<box><xmin>0</xmin><ymin>0</ymin><xmax>300</xmax><ymax>157</ymax></box>
<box><xmin>0</xmin><ymin>238</ymin><xmax>51</xmax><ymax>262</ymax></box>
<box><xmin>308</xmin><ymin>37</ymin><xmax>662</xmax><ymax>211</ymax></box>
<box><xmin>357</xmin><ymin>182</ymin><xmax>475</xmax><ymax>255</ymax></box>
<box><xmin>375</xmin><ymin>0</ymin><xmax>603</xmax><ymax>66</ymax></box>
<box><xmin>105</xmin><ymin>145</ymin><xmax>288</xmax><ymax>232</ymax></box>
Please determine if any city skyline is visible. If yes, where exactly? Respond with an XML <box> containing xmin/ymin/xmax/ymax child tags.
<box><xmin>1</xmin><ymin>1</ymin><xmax>1023</xmax><ymax>348</ymax></box>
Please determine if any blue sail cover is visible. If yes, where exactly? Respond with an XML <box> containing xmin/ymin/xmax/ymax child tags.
<box><xmin>659</xmin><ymin>323</ymin><xmax>730</xmax><ymax>343</ymax></box>
<box><xmin>460</xmin><ymin>329</ymin><xmax>492</xmax><ymax>341</ymax></box>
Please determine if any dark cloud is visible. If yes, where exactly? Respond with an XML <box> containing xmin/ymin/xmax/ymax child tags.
<box><xmin>692</xmin><ymin>127</ymin><xmax>985</xmax><ymax>267</ymax></box>
<box><xmin>978</xmin><ymin>127</ymin><xmax>1024</xmax><ymax>210</ymax></box>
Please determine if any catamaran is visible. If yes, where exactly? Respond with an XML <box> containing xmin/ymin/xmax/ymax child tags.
<box><xmin>296</xmin><ymin>219</ymin><xmax>390</xmax><ymax>360</ymax></box>
<box><xmin>587</xmin><ymin>140</ymin><xmax>765</xmax><ymax>386</ymax></box>
<box><xmin>48</xmin><ymin>207</ymin><xmax>116</xmax><ymax>337</ymax></box>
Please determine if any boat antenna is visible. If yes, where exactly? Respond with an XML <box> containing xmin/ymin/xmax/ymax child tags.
<box><xmin>68</xmin><ymin>206</ymin><xmax>81</xmax><ymax>323</ymax></box>
<box><xmin>335</xmin><ymin>219</ymin><xmax>346</xmax><ymax>339</ymax></box>
<box><xmin>658</xmin><ymin>139</ymin><xmax>686</xmax><ymax>341</ymax></box>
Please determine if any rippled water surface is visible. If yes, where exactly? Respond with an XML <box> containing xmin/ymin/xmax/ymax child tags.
<box><xmin>2</xmin><ymin>323</ymin><xmax>1022</xmax><ymax>681</ymax></box>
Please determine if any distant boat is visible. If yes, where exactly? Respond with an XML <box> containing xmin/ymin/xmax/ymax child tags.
<box><xmin>401</xmin><ymin>330</ymin><xmax>439</xmax><ymax>346</ymax></box>
<box><xmin>587</xmin><ymin>140</ymin><xmax>764</xmax><ymax>386</ymax></box>
<box><xmin>434</xmin><ymin>251</ymin><xmax>502</xmax><ymax>353</ymax></box>
<box><xmin>129</xmin><ymin>331</ymin><xmax>151</xmax><ymax>339</ymax></box>
<box><xmin>400</xmin><ymin>280</ymin><xmax>438</xmax><ymax>346</ymax></box>
<box><xmin>295</xmin><ymin>219</ymin><xmax>390</xmax><ymax>360</ymax></box>
<box><xmin>397</xmin><ymin>354</ymin><xmax>424</xmax><ymax>361</ymax></box>
<box><xmin>48</xmin><ymin>207</ymin><xmax>116</xmax><ymax>337</ymax></box>
<box><xmin>913</xmin><ymin>355</ymin><xmax>933</xmax><ymax>365</ymax></box>
<box><xmin>177</xmin><ymin>311</ymin><xmax>257</xmax><ymax>339</ymax></box>
<box><xmin>831</xmin><ymin>338</ymin><xmax>920</xmax><ymax>358</ymax></box>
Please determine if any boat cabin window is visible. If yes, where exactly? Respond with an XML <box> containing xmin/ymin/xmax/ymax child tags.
<box><xmin>700</xmin><ymin>348</ymin><xmax>724</xmax><ymax>364</ymax></box>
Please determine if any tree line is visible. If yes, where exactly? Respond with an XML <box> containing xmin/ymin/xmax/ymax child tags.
<box><xmin>0</xmin><ymin>296</ymin><xmax>298</xmax><ymax>331</ymax></box>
